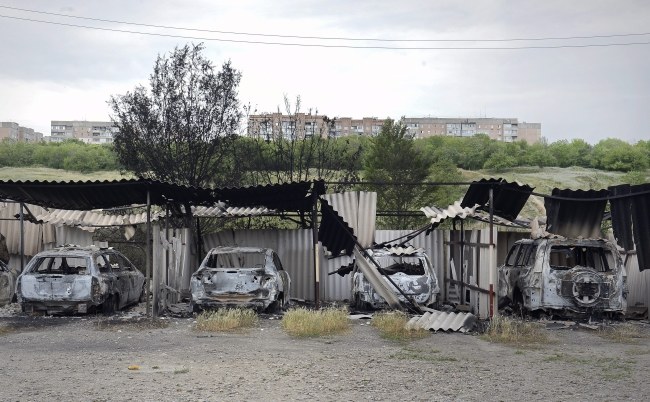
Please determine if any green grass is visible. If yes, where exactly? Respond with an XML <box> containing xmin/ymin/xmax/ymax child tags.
<box><xmin>390</xmin><ymin>347</ymin><xmax>458</xmax><ymax>363</ymax></box>
<box><xmin>481</xmin><ymin>315</ymin><xmax>549</xmax><ymax>346</ymax></box>
<box><xmin>281</xmin><ymin>307</ymin><xmax>350</xmax><ymax>337</ymax></box>
<box><xmin>542</xmin><ymin>353</ymin><xmax>636</xmax><ymax>381</ymax></box>
<box><xmin>596</xmin><ymin>323</ymin><xmax>647</xmax><ymax>344</ymax></box>
<box><xmin>371</xmin><ymin>311</ymin><xmax>429</xmax><ymax>342</ymax></box>
<box><xmin>0</xmin><ymin>167</ymin><xmax>130</xmax><ymax>181</ymax></box>
<box><xmin>194</xmin><ymin>309</ymin><xmax>258</xmax><ymax>332</ymax></box>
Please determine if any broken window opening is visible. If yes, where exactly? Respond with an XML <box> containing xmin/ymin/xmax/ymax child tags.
<box><xmin>374</xmin><ymin>256</ymin><xmax>426</xmax><ymax>276</ymax></box>
<box><xmin>548</xmin><ymin>246</ymin><xmax>613</xmax><ymax>272</ymax></box>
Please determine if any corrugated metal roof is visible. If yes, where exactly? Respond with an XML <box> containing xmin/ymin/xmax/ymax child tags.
<box><xmin>406</xmin><ymin>310</ymin><xmax>477</xmax><ymax>332</ymax></box>
<box><xmin>544</xmin><ymin>188</ymin><xmax>608</xmax><ymax>239</ymax></box>
<box><xmin>460</xmin><ymin>178</ymin><xmax>533</xmax><ymax>221</ymax></box>
<box><xmin>0</xmin><ymin>178</ymin><xmax>218</xmax><ymax>210</ymax></box>
<box><xmin>318</xmin><ymin>199</ymin><xmax>357</xmax><ymax>257</ymax></box>
<box><xmin>421</xmin><ymin>201</ymin><xmax>477</xmax><ymax>225</ymax></box>
<box><xmin>322</xmin><ymin>191</ymin><xmax>376</xmax><ymax>248</ymax></box>
<box><xmin>215</xmin><ymin>180</ymin><xmax>324</xmax><ymax>212</ymax></box>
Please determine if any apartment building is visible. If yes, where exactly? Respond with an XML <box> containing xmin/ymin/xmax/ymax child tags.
<box><xmin>247</xmin><ymin>113</ymin><xmax>385</xmax><ymax>139</ymax></box>
<box><xmin>402</xmin><ymin>117</ymin><xmax>541</xmax><ymax>143</ymax></box>
<box><xmin>247</xmin><ymin>114</ymin><xmax>541</xmax><ymax>144</ymax></box>
<box><xmin>0</xmin><ymin>122</ymin><xmax>44</xmax><ymax>142</ymax></box>
<box><xmin>49</xmin><ymin>120</ymin><xmax>117</xmax><ymax>144</ymax></box>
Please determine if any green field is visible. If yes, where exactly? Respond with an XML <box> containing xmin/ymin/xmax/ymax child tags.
<box><xmin>0</xmin><ymin>167</ymin><xmax>131</xmax><ymax>182</ymax></box>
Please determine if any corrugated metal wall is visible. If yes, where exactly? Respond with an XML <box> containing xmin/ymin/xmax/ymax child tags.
<box><xmin>624</xmin><ymin>252</ymin><xmax>650</xmax><ymax>310</ymax></box>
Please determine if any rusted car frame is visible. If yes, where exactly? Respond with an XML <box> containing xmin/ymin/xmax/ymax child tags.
<box><xmin>190</xmin><ymin>246</ymin><xmax>291</xmax><ymax>313</ymax></box>
<box><xmin>352</xmin><ymin>247</ymin><xmax>440</xmax><ymax>310</ymax></box>
<box><xmin>498</xmin><ymin>238</ymin><xmax>627</xmax><ymax>317</ymax></box>
<box><xmin>16</xmin><ymin>245</ymin><xmax>145</xmax><ymax>315</ymax></box>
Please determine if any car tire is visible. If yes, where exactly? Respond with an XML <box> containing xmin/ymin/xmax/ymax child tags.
<box><xmin>138</xmin><ymin>286</ymin><xmax>146</xmax><ymax>303</ymax></box>
<box><xmin>191</xmin><ymin>302</ymin><xmax>201</xmax><ymax>314</ymax></box>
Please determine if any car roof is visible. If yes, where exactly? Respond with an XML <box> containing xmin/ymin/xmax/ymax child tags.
<box><xmin>207</xmin><ymin>246</ymin><xmax>272</xmax><ymax>255</ymax></box>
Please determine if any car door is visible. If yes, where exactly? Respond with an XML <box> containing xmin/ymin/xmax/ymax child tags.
<box><xmin>272</xmin><ymin>252</ymin><xmax>290</xmax><ymax>303</ymax></box>
<box><xmin>116</xmin><ymin>253</ymin><xmax>141</xmax><ymax>303</ymax></box>
<box><xmin>102</xmin><ymin>251</ymin><xmax>129</xmax><ymax>308</ymax></box>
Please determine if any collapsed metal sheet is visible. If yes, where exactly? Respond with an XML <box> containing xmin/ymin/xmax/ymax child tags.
<box><xmin>405</xmin><ymin>310</ymin><xmax>477</xmax><ymax>332</ymax></box>
<box><xmin>460</xmin><ymin>178</ymin><xmax>533</xmax><ymax>222</ymax></box>
<box><xmin>353</xmin><ymin>248</ymin><xmax>402</xmax><ymax>309</ymax></box>
<box><xmin>544</xmin><ymin>188</ymin><xmax>608</xmax><ymax>239</ymax></box>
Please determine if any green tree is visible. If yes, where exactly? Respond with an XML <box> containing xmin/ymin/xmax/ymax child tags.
<box><xmin>591</xmin><ymin>138</ymin><xmax>648</xmax><ymax>172</ymax></box>
<box><xmin>362</xmin><ymin>119</ymin><xmax>432</xmax><ymax>229</ymax></box>
<box><xmin>109</xmin><ymin>43</ymin><xmax>243</xmax><ymax>187</ymax></box>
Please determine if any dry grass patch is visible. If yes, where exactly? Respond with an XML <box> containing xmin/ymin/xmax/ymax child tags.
<box><xmin>371</xmin><ymin>311</ymin><xmax>429</xmax><ymax>342</ymax></box>
<box><xmin>281</xmin><ymin>307</ymin><xmax>350</xmax><ymax>337</ymax></box>
<box><xmin>597</xmin><ymin>323</ymin><xmax>646</xmax><ymax>344</ymax></box>
<box><xmin>482</xmin><ymin>315</ymin><xmax>549</xmax><ymax>346</ymax></box>
<box><xmin>0</xmin><ymin>325</ymin><xmax>14</xmax><ymax>336</ymax></box>
<box><xmin>194</xmin><ymin>308</ymin><xmax>258</xmax><ymax>332</ymax></box>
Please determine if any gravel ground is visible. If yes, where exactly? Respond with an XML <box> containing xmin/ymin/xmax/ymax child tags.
<box><xmin>1</xmin><ymin>303</ymin><xmax>649</xmax><ymax>402</ymax></box>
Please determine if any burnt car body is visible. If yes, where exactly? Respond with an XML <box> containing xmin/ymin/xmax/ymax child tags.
<box><xmin>352</xmin><ymin>247</ymin><xmax>440</xmax><ymax>310</ymax></box>
<box><xmin>16</xmin><ymin>245</ymin><xmax>145</xmax><ymax>314</ymax></box>
<box><xmin>0</xmin><ymin>259</ymin><xmax>16</xmax><ymax>306</ymax></box>
<box><xmin>190</xmin><ymin>246</ymin><xmax>290</xmax><ymax>312</ymax></box>
<box><xmin>498</xmin><ymin>238</ymin><xmax>627</xmax><ymax>317</ymax></box>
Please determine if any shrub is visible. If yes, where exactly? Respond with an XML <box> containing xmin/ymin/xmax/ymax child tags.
<box><xmin>194</xmin><ymin>308</ymin><xmax>258</xmax><ymax>332</ymax></box>
<box><xmin>281</xmin><ymin>307</ymin><xmax>350</xmax><ymax>337</ymax></box>
<box><xmin>371</xmin><ymin>311</ymin><xmax>429</xmax><ymax>341</ymax></box>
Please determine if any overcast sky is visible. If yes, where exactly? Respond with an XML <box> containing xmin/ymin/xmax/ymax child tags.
<box><xmin>0</xmin><ymin>0</ymin><xmax>648</xmax><ymax>143</ymax></box>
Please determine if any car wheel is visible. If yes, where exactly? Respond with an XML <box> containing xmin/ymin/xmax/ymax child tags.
<box><xmin>266</xmin><ymin>296</ymin><xmax>285</xmax><ymax>314</ymax></box>
<box><xmin>512</xmin><ymin>290</ymin><xmax>525</xmax><ymax>318</ymax></box>
<box><xmin>191</xmin><ymin>302</ymin><xmax>201</xmax><ymax>314</ymax></box>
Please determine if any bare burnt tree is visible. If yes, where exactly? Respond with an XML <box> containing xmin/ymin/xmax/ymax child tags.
<box><xmin>109</xmin><ymin>43</ymin><xmax>243</xmax><ymax>188</ymax></box>
<box><xmin>244</xmin><ymin>96</ymin><xmax>361</xmax><ymax>189</ymax></box>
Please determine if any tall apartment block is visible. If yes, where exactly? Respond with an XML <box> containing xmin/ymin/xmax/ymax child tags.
<box><xmin>49</xmin><ymin>121</ymin><xmax>117</xmax><ymax>144</ymax></box>
<box><xmin>247</xmin><ymin>114</ymin><xmax>541</xmax><ymax>144</ymax></box>
<box><xmin>0</xmin><ymin>122</ymin><xmax>44</xmax><ymax>142</ymax></box>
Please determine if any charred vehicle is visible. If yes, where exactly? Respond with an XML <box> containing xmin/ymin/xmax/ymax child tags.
<box><xmin>190</xmin><ymin>247</ymin><xmax>290</xmax><ymax>313</ymax></box>
<box><xmin>16</xmin><ymin>245</ymin><xmax>145</xmax><ymax>314</ymax></box>
<box><xmin>352</xmin><ymin>247</ymin><xmax>440</xmax><ymax>310</ymax></box>
<box><xmin>0</xmin><ymin>259</ymin><xmax>16</xmax><ymax>306</ymax></box>
<box><xmin>498</xmin><ymin>238</ymin><xmax>627</xmax><ymax>317</ymax></box>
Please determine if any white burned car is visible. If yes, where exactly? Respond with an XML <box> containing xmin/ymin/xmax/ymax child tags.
<box><xmin>498</xmin><ymin>238</ymin><xmax>627</xmax><ymax>317</ymax></box>
<box><xmin>16</xmin><ymin>245</ymin><xmax>145</xmax><ymax>315</ymax></box>
<box><xmin>190</xmin><ymin>247</ymin><xmax>290</xmax><ymax>313</ymax></box>
<box><xmin>352</xmin><ymin>247</ymin><xmax>439</xmax><ymax>310</ymax></box>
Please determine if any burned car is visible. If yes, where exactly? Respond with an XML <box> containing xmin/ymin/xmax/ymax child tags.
<box><xmin>0</xmin><ymin>259</ymin><xmax>16</xmax><ymax>306</ymax></box>
<box><xmin>498</xmin><ymin>238</ymin><xmax>627</xmax><ymax>317</ymax></box>
<box><xmin>16</xmin><ymin>245</ymin><xmax>145</xmax><ymax>314</ymax></box>
<box><xmin>190</xmin><ymin>246</ymin><xmax>290</xmax><ymax>313</ymax></box>
<box><xmin>352</xmin><ymin>247</ymin><xmax>440</xmax><ymax>310</ymax></box>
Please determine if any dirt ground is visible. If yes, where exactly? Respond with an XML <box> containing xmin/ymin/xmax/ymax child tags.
<box><xmin>1</xmin><ymin>303</ymin><xmax>649</xmax><ymax>402</ymax></box>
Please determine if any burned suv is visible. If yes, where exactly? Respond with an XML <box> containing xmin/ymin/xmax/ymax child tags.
<box><xmin>190</xmin><ymin>247</ymin><xmax>291</xmax><ymax>313</ymax></box>
<box><xmin>498</xmin><ymin>238</ymin><xmax>627</xmax><ymax>317</ymax></box>
<box><xmin>16</xmin><ymin>245</ymin><xmax>145</xmax><ymax>315</ymax></box>
<box><xmin>352</xmin><ymin>246</ymin><xmax>439</xmax><ymax>310</ymax></box>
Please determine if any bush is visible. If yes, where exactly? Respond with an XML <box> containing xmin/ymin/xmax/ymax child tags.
<box><xmin>371</xmin><ymin>311</ymin><xmax>429</xmax><ymax>341</ymax></box>
<box><xmin>194</xmin><ymin>309</ymin><xmax>258</xmax><ymax>332</ymax></box>
<box><xmin>482</xmin><ymin>315</ymin><xmax>548</xmax><ymax>346</ymax></box>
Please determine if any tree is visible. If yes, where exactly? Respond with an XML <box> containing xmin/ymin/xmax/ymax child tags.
<box><xmin>363</xmin><ymin>118</ymin><xmax>433</xmax><ymax>229</ymax></box>
<box><xmin>591</xmin><ymin>138</ymin><xmax>648</xmax><ymax>172</ymax></box>
<box><xmin>109</xmin><ymin>43</ymin><xmax>243</xmax><ymax>188</ymax></box>
<box><xmin>243</xmin><ymin>95</ymin><xmax>362</xmax><ymax>189</ymax></box>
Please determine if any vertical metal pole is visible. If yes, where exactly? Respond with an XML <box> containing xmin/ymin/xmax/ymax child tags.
<box><xmin>146</xmin><ymin>190</ymin><xmax>152</xmax><ymax>317</ymax></box>
<box><xmin>460</xmin><ymin>219</ymin><xmax>465</xmax><ymax>305</ymax></box>
<box><xmin>19</xmin><ymin>203</ymin><xmax>25</xmax><ymax>272</ymax></box>
<box><xmin>165</xmin><ymin>203</ymin><xmax>169</xmax><ymax>288</ymax></box>
<box><xmin>489</xmin><ymin>187</ymin><xmax>497</xmax><ymax>318</ymax></box>
<box><xmin>312</xmin><ymin>187</ymin><xmax>320</xmax><ymax>309</ymax></box>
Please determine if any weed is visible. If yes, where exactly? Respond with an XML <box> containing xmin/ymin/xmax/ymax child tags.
<box><xmin>0</xmin><ymin>325</ymin><xmax>13</xmax><ymax>336</ymax></box>
<box><xmin>481</xmin><ymin>315</ymin><xmax>549</xmax><ymax>346</ymax></box>
<box><xmin>596</xmin><ymin>323</ymin><xmax>646</xmax><ymax>344</ymax></box>
<box><xmin>371</xmin><ymin>311</ymin><xmax>429</xmax><ymax>342</ymax></box>
<box><xmin>174</xmin><ymin>367</ymin><xmax>190</xmax><ymax>374</ymax></box>
<box><xmin>281</xmin><ymin>307</ymin><xmax>350</xmax><ymax>337</ymax></box>
<box><xmin>152</xmin><ymin>366</ymin><xmax>160</xmax><ymax>370</ymax></box>
<box><xmin>194</xmin><ymin>308</ymin><xmax>258</xmax><ymax>332</ymax></box>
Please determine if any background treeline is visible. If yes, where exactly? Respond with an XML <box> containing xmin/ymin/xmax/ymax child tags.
<box><xmin>1</xmin><ymin>135</ymin><xmax>649</xmax><ymax>175</ymax></box>
<box><xmin>0</xmin><ymin>140</ymin><xmax>120</xmax><ymax>173</ymax></box>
